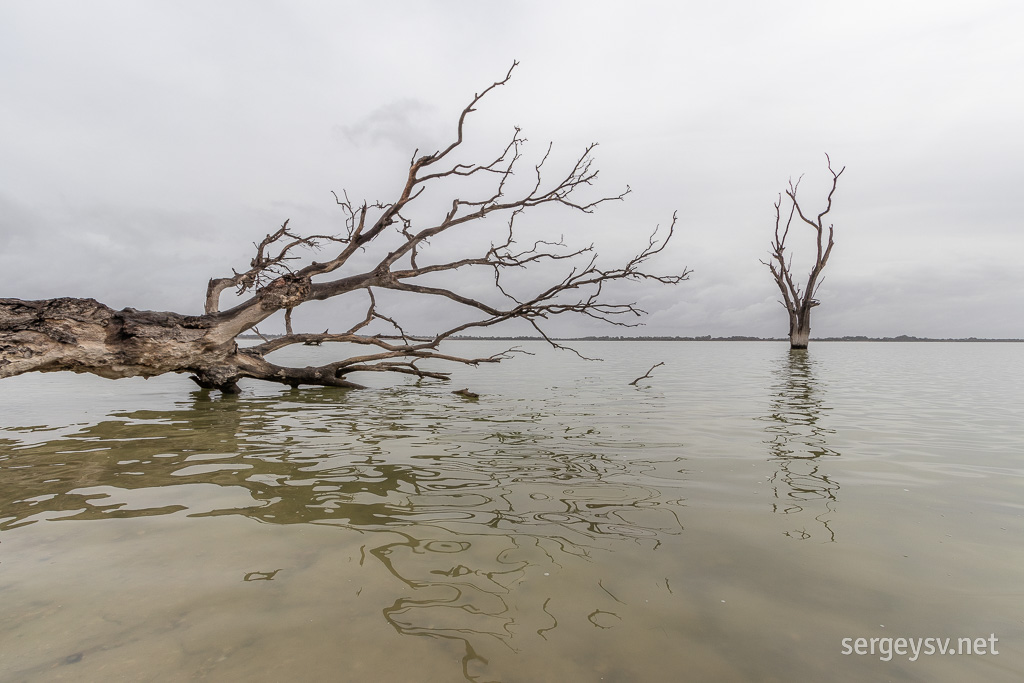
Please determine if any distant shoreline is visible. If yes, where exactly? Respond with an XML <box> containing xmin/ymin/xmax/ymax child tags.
<box><xmin>237</xmin><ymin>334</ymin><xmax>1023</xmax><ymax>343</ymax></box>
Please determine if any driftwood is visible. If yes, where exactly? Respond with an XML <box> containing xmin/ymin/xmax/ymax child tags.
<box><xmin>629</xmin><ymin>362</ymin><xmax>664</xmax><ymax>387</ymax></box>
<box><xmin>1</xmin><ymin>63</ymin><xmax>689</xmax><ymax>393</ymax></box>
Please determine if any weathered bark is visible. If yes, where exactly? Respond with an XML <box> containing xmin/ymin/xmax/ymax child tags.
<box><xmin>1</xmin><ymin>298</ymin><xmax>219</xmax><ymax>380</ymax></box>
<box><xmin>789</xmin><ymin>321</ymin><xmax>811</xmax><ymax>350</ymax></box>
<box><xmin>0</xmin><ymin>294</ymin><xmax>362</xmax><ymax>393</ymax></box>
<box><xmin>1</xmin><ymin>64</ymin><xmax>689</xmax><ymax>393</ymax></box>
<box><xmin>761</xmin><ymin>155</ymin><xmax>844</xmax><ymax>349</ymax></box>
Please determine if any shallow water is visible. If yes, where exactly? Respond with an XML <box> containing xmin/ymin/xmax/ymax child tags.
<box><xmin>1</xmin><ymin>341</ymin><xmax>1022</xmax><ymax>681</ymax></box>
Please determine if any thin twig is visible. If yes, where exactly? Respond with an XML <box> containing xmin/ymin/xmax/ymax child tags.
<box><xmin>630</xmin><ymin>362</ymin><xmax>665</xmax><ymax>386</ymax></box>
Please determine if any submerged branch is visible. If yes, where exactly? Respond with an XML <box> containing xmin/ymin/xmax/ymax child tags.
<box><xmin>629</xmin><ymin>362</ymin><xmax>665</xmax><ymax>387</ymax></box>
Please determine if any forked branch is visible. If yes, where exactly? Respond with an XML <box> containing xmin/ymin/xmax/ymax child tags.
<box><xmin>761</xmin><ymin>155</ymin><xmax>844</xmax><ymax>349</ymax></box>
<box><xmin>1</xmin><ymin>63</ymin><xmax>689</xmax><ymax>393</ymax></box>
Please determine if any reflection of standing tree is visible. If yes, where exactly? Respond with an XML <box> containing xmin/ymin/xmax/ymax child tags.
<box><xmin>762</xmin><ymin>349</ymin><xmax>840</xmax><ymax>541</ymax></box>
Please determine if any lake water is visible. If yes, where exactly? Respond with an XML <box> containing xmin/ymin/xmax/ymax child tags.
<box><xmin>1</xmin><ymin>341</ymin><xmax>1022</xmax><ymax>682</ymax></box>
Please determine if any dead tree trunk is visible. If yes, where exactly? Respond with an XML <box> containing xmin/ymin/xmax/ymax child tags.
<box><xmin>1</xmin><ymin>63</ymin><xmax>689</xmax><ymax>393</ymax></box>
<box><xmin>762</xmin><ymin>155</ymin><xmax>844</xmax><ymax>349</ymax></box>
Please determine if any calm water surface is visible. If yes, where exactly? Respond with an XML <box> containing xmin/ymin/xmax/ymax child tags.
<box><xmin>1</xmin><ymin>342</ymin><xmax>1022</xmax><ymax>682</ymax></box>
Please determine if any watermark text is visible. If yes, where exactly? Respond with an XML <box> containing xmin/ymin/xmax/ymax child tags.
<box><xmin>841</xmin><ymin>635</ymin><xmax>999</xmax><ymax>662</ymax></box>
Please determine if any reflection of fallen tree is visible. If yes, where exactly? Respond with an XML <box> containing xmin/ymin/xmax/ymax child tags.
<box><xmin>761</xmin><ymin>350</ymin><xmax>840</xmax><ymax>541</ymax></box>
<box><xmin>370</xmin><ymin>530</ymin><xmax>562</xmax><ymax>680</ymax></box>
<box><xmin>1</xmin><ymin>388</ymin><xmax>686</xmax><ymax>681</ymax></box>
<box><xmin>2</xmin><ymin>390</ymin><xmax>684</xmax><ymax>540</ymax></box>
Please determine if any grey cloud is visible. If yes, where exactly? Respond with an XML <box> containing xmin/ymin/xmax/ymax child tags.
<box><xmin>1</xmin><ymin>1</ymin><xmax>1021</xmax><ymax>339</ymax></box>
<box><xmin>336</xmin><ymin>99</ymin><xmax>446</xmax><ymax>155</ymax></box>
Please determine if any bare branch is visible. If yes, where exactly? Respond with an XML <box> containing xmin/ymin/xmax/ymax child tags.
<box><xmin>2</xmin><ymin>64</ymin><xmax>689</xmax><ymax>394</ymax></box>
<box><xmin>764</xmin><ymin>155</ymin><xmax>844</xmax><ymax>349</ymax></box>
<box><xmin>630</xmin><ymin>362</ymin><xmax>665</xmax><ymax>387</ymax></box>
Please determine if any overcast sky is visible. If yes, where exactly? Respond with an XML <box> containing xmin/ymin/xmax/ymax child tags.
<box><xmin>2</xmin><ymin>1</ymin><xmax>1022</xmax><ymax>339</ymax></box>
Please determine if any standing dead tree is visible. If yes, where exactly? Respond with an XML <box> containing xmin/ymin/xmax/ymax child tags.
<box><xmin>0</xmin><ymin>63</ymin><xmax>689</xmax><ymax>393</ymax></box>
<box><xmin>761</xmin><ymin>155</ymin><xmax>844</xmax><ymax>349</ymax></box>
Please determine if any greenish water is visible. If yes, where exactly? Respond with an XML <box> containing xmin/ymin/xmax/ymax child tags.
<box><xmin>1</xmin><ymin>342</ymin><xmax>1022</xmax><ymax>681</ymax></box>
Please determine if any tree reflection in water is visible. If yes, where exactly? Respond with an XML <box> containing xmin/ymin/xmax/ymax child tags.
<box><xmin>761</xmin><ymin>349</ymin><xmax>840</xmax><ymax>541</ymax></box>
<box><xmin>0</xmin><ymin>387</ymin><xmax>687</xmax><ymax>681</ymax></box>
